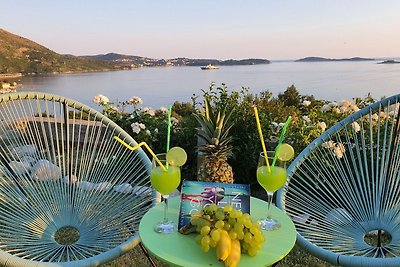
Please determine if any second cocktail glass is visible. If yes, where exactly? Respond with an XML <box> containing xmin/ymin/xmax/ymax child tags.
<box><xmin>257</xmin><ymin>151</ymin><xmax>287</xmax><ymax>230</ymax></box>
<box><xmin>150</xmin><ymin>153</ymin><xmax>181</xmax><ymax>234</ymax></box>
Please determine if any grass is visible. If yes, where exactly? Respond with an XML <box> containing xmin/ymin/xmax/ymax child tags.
<box><xmin>102</xmin><ymin>244</ymin><xmax>336</xmax><ymax>267</ymax></box>
<box><xmin>102</xmin><ymin>183</ymin><xmax>337</xmax><ymax>267</ymax></box>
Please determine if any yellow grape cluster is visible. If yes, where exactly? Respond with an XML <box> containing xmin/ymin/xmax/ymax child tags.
<box><xmin>191</xmin><ymin>204</ymin><xmax>265</xmax><ymax>266</ymax></box>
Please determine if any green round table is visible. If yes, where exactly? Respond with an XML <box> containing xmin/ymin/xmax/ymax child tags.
<box><xmin>139</xmin><ymin>196</ymin><xmax>296</xmax><ymax>267</ymax></box>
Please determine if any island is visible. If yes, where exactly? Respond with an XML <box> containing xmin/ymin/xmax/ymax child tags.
<box><xmin>377</xmin><ymin>60</ymin><xmax>400</xmax><ymax>64</ymax></box>
<box><xmin>295</xmin><ymin>57</ymin><xmax>375</xmax><ymax>62</ymax></box>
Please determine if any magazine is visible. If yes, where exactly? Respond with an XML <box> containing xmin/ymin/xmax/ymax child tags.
<box><xmin>178</xmin><ymin>180</ymin><xmax>251</xmax><ymax>229</ymax></box>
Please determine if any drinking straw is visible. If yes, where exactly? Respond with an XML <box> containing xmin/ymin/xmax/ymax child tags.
<box><xmin>166</xmin><ymin>106</ymin><xmax>172</xmax><ymax>168</ymax></box>
<box><xmin>272</xmin><ymin>116</ymin><xmax>292</xmax><ymax>168</ymax></box>
<box><xmin>253</xmin><ymin>106</ymin><xmax>271</xmax><ymax>173</ymax></box>
<box><xmin>114</xmin><ymin>136</ymin><xmax>167</xmax><ymax>172</ymax></box>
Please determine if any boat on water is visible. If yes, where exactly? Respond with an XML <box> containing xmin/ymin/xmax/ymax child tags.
<box><xmin>200</xmin><ymin>64</ymin><xmax>219</xmax><ymax>70</ymax></box>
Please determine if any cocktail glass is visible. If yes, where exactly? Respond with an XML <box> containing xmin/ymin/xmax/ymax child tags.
<box><xmin>150</xmin><ymin>153</ymin><xmax>181</xmax><ymax>234</ymax></box>
<box><xmin>257</xmin><ymin>151</ymin><xmax>287</xmax><ymax>230</ymax></box>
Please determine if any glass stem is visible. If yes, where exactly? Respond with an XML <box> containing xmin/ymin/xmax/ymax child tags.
<box><xmin>163</xmin><ymin>195</ymin><xmax>169</xmax><ymax>223</ymax></box>
<box><xmin>267</xmin><ymin>192</ymin><xmax>273</xmax><ymax>218</ymax></box>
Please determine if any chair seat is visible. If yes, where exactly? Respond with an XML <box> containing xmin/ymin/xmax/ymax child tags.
<box><xmin>278</xmin><ymin>93</ymin><xmax>400</xmax><ymax>266</ymax></box>
<box><xmin>0</xmin><ymin>92</ymin><xmax>153</xmax><ymax>266</ymax></box>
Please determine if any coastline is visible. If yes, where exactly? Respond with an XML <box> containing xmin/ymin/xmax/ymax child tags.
<box><xmin>0</xmin><ymin>73</ymin><xmax>23</xmax><ymax>79</ymax></box>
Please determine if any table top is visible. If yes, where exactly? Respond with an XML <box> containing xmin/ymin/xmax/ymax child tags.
<box><xmin>139</xmin><ymin>196</ymin><xmax>296</xmax><ymax>267</ymax></box>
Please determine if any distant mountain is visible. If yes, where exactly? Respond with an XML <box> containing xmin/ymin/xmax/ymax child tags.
<box><xmin>296</xmin><ymin>56</ymin><xmax>375</xmax><ymax>62</ymax></box>
<box><xmin>84</xmin><ymin>53</ymin><xmax>270</xmax><ymax>67</ymax></box>
<box><xmin>0</xmin><ymin>28</ymin><xmax>118</xmax><ymax>75</ymax></box>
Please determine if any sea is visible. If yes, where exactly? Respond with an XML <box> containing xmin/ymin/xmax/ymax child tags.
<box><xmin>15</xmin><ymin>60</ymin><xmax>400</xmax><ymax>110</ymax></box>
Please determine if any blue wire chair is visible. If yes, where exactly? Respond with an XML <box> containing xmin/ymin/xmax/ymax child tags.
<box><xmin>0</xmin><ymin>92</ymin><xmax>153</xmax><ymax>266</ymax></box>
<box><xmin>278</xmin><ymin>93</ymin><xmax>400</xmax><ymax>267</ymax></box>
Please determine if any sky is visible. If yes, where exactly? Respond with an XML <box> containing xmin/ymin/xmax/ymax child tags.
<box><xmin>1</xmin><ymin>0</ymin><xmax>400</xmax><ymax>60</ymax></box>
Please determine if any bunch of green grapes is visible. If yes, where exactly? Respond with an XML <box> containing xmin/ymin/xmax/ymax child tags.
<box><xmin>191</xmin><ymin>203</ymin><xmax>265</xmax><ymax>256</ymax></box>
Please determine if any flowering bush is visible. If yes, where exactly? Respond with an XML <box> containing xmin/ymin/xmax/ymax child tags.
<box><xmin>93</xmin><ymin>95</ymin><xmax>198</xmax><ymax>178</ymax></box>
<box><xmin>94</xmin><ymin>87</ymin><xmax>378</xmax><ymax>184</ymax></box>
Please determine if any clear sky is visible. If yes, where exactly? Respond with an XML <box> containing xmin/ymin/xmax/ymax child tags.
<box><xmin>1</xmin><ymin>0</ymin><xmax>400</xmax><ymax>60</ymax></box>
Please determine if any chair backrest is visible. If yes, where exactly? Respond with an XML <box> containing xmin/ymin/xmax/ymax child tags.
<box><xmin>0</xmin><ymin>92</ymin><xmax>153</xmax><ymax>266</ymax></box>
<box><xmin>277</xmin><ymin>93</ymin><xmax>400</xmax><ymax>267</ymax></box>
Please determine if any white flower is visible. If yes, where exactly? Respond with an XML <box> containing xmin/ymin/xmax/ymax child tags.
<box><xmin>160</xmin><ymin>107</ymin><xmax>168</xmax><ymax>113</ymax></box>
<box><xmin>318</xmin><ymin>121</ymin><xmax>327</xmax><ymax>132</ymax></box>
<box><xmin>328</xmin><ymin>102</ymin><xmax>338</xmax><ymax>108</ymax></box>
<box><xmin>340</xmin><ymin>100</ymin><xmax>352</xmax><ymax>108</ymax></box>
<box><xmin>143</xmin><ymin>107</ymin><xmax>155</xmax><ymax>116</ymax></box>
<box><xmin>321</xmin><ymin>104</ymin><xmax>331</xmax><ymax>113</ymax></box>
<box><xmin>93</xmin><ymin>94</ymin><xmax>110</xmax><ymax>105</ymax></box>
<box><xmin>171</xmin><ymin>117</ymin><xmax>179</xmax><ymax>125</ymax></box>
<box><xmin>145</xmin><ymin>130</ymin><xmax>151</xmax><ymax>135</ymax></box>
<box><xmin>302</xmin><ymin>100</ymin><xmax>311</xmax><ymax>107</ymax></box>
<box><xmin>334</xmin><ymin>143</ymin><xmax>346</xmax><ymax>159</ymax></box>
<box><xmin>350</xmin><ymin>104</ymin><xmax>360</xmax><ymax>113</ymax></box>
<box><xmin>302</xmin><ymin>116</ymin><xmax>311</xmax><ymax>124</ymax></box>
<box><xmin>154</xmin><ymin>128</ymin><xmax>159</xmax><ymax>133</ymax></box>
<box><xmin>271</xmin><ymin>122</ymin><xmax>279</xmax><ymax>127</ymax></box>
<box><xmin>352</xmin><ymin>121</ymin><xmax>361</xmax><ymax>132</ymax></box>
<box><xmin>322</xmin><ymin>140</ymin><xmax>335</xmax><ymax>148</ymax></box>
<box><xmin>332</xmin><ymin>107</ymin><xmax>341</xmax><ymax>114</ymax></box>
<box><xmin>340</xmin><ymin>106</ymin><xmax>349</xmax><ymax>113</ymax></box>
<box><xmin>131</xmin><ymin>122</ymin><xmax>145</xmax><ymax>134</ymax></box>
<box><xmin>129</xmin><ymin>96</ymin><xmax>143</xmax><ymax>105</ymax></box>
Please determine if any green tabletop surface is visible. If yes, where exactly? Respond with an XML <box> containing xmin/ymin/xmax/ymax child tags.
<box><xmin>139</xmin><ymin>196</ymin><xmax>296</xmax><ymax>267</ymax></box>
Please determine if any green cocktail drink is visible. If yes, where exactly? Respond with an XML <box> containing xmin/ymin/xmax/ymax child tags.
<box><xmin>257</xmin><ymin>151</ymin><xmax>288</xmax><ymax>230</ymax></box>
<box><xmin>150</xmin><ymin>165</ymin><xmax>181</xmax><ymax>195</ymax></box>
<box><xmin>257</xmin><ymin>166</ymin><xmax>287</xmax><ymax>193</ymax></box>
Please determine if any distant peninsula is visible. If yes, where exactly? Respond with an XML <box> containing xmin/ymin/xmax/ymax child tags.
<box><xmin>296</xmin><ymin>57</ymin><xmax>375</xmax><ymax>62</ymax></box>
<box><xmin>377</xmin><ymin>60</ymin><xmax>400</xmax><ymax>64</ymax></box>
<box><xmin>83</xmin><ymin>53</ymin><xmax>270</xmax><ymax>68</ymax></box>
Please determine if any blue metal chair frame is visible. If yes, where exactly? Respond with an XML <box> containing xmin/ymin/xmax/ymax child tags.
<box><xmin>0</xmin><ymin>92</ymin><xmax>153</xmax><ymax>266</ymax></box>
<box><xmin>278</xmin><ymin>93</ymin><xmax>400</xmax><ymax>267</ymax></box>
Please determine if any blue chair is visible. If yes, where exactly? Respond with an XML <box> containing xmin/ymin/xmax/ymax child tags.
<box><xmin>0</xmin><ymin>92</ymin><xmax>153</xmax><ymax>266</ymax></box>
<box><xmin>278</xmin><ymin>93</ymin><xmax>400</xmax><ymax>267</ymax></box>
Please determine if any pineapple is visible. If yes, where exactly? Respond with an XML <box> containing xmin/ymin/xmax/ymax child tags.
<box><xmin>194</xmin><ymin>96</ymin><xmax>234</xmax><ymax>183</ymax></box>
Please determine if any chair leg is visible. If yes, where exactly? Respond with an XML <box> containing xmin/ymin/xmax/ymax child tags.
<box><xmin>139</xmin><ymin>242</ymin><xmax>157</xmax><ymax>267</ymax></box>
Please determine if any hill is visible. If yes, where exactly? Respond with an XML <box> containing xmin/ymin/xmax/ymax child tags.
<box><xmin>296</xmin><ymin>56</ymin><xmax>375</xmax><ymax>62</ymax></box>
<box><xmin>0</xmin><ymin>28</ymin><xmax>117</xmax><ymax>74</ymax></box>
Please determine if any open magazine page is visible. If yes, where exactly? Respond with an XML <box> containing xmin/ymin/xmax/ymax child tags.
<box><xmin>178</xmin><ymin>180</ymin><xmax>251</xmax><ymax>228</ymax></box>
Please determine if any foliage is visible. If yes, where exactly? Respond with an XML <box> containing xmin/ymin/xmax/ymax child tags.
<box><xmin>95</xmin><ymin>84</ymin><xmax>377</xmax><ymax>184</ymax></box>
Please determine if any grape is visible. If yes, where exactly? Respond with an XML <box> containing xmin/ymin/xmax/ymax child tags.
<box><xmin>209</xmin><ymin>238</ymin><xmax>217</xmax><ymax>248</ymax></box>
<box><xmin>223</xmin><ymin>205</ymin><xmax>233</xmax><ymax>212</ymax></box>
<box><xmin>237</xmin><ymin>230</ymin><xmax>245</xmax><ymax>240</ymax></box>
<box><xmin>223</xmin><ymin>223</ymin><xmax>231</xmax><ymax>231</ymax></box>
<box><xmin>200</xmin><ymin>225</ymin><xmax>211</xmax><ymax>236</ymax></box>
<box><xmin>201</xmin><ymin>243</ymin><xmax>210</xmax><ymax>252</ymax></box>
<box><xmin>215</xmin><ymin>210</ymin><xmax>225</xmax><ymax>220</ymax></box>
<box><xmin>248</xmin><ymin>247</ymin><xmax>258</xmax><ymax>257</ymax></box>
<box><xmin>201</xmin><ymin>235</ymin><xmax>210</xmax><ymax>246</ymax></box>
<box><xmin>214</xmin><ymin>220</ymin><xmax>224</xmax><ymax>229</ymax></box>
<box><xmin>190</xmin><ymin>204</ymin><xmax>265</xmax><ymax>258</ymax></box>
<box><xmin>211</xmin><ymin>229</ymin><xmax>220</xmax><ymax>242</ymax></box>
<box><xmin>244</xmin><ymin>232</ymin><xmax>253</xmax><ymax>243</ymax></box>
<box><xmin>208</xmin><ymin>203</ymin><xmax>218</xmax><ymax>212</ymax></box>
<box><xmin>229</xmin><ymin>229</ymin><xmax>238</xmax><ymax>240</ymax></box>
<box><xmin>234</xmin><ymin>223</ymin><xmax>244</xmax><ymax>231</ymax></box>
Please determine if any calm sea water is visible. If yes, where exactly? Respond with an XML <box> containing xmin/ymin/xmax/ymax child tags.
<box><xmin>17</xmin><ymin>60</ymin><xmax>400</xmax><ymax>110</ymax></box>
